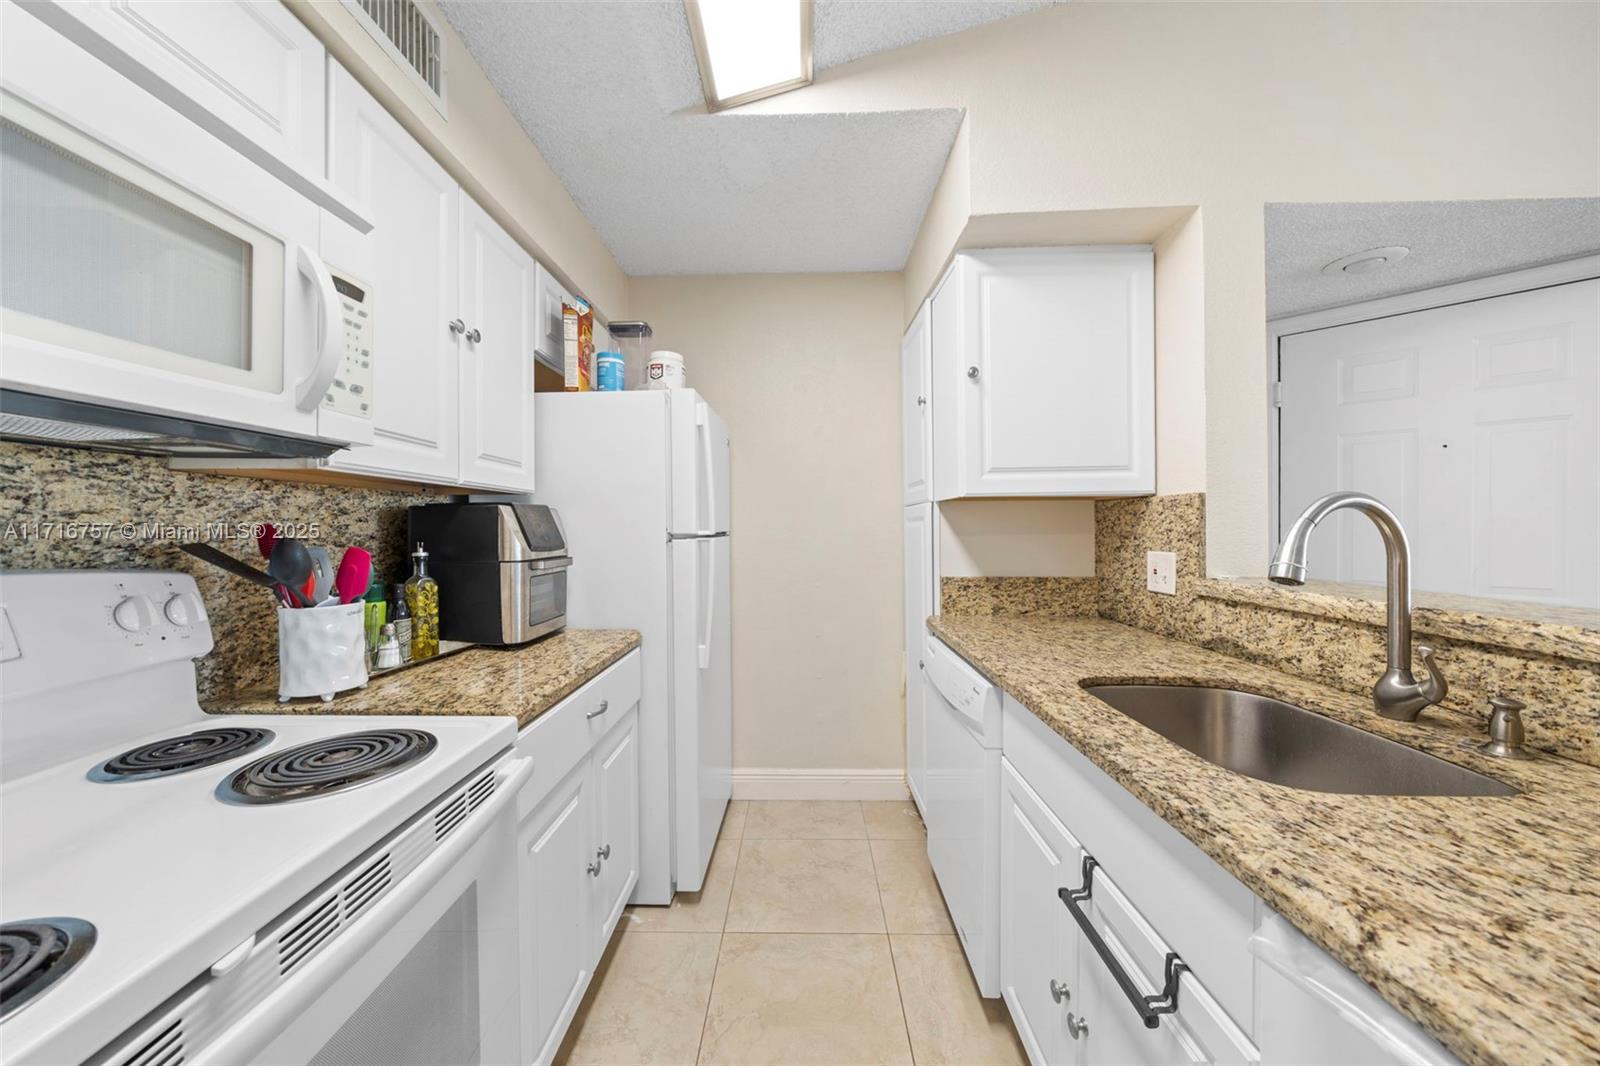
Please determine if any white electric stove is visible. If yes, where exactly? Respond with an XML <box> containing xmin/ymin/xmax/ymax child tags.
<box><xmin>0</xmin><ymin>571</ymin><xmax>529</xmax><ymax>1066</ymax></box>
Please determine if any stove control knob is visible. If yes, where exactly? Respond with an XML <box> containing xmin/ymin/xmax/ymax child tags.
<box><xmin>112</xmin><ymin>595</ymin><xmax>153</xmax><ymax>633</ymax></box>
<box><xmin>163</xmin><ymin>592</ymin><xmax>203</xmax><ymax>627</ymax></box>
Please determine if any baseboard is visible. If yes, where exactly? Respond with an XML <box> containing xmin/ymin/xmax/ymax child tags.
<box><xmin>730</xmin><ymin>768</ymin><xmax>910</xmax><ymax>801</ymax></box>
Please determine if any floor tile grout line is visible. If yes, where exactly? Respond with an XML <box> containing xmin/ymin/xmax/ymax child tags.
<box><xmin>693</xmin><ymin>929</ymin><xmax>723</xmax><ymax>1066</ymax></box>
<box><xmin>866</xmin><ymin>833</ymin><xmax>918</xmax><ymax>1064</ymax></box>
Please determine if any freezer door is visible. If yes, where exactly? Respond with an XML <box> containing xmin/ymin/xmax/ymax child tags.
<box><xmin>670</xmin><ymin>535</ymin><xmax>732</xmax><ymax>891</ymax></box>
<box><xmin>670</xmin><ymin>392</ymin><xmax>731</xmax><ymax>535</ymax></box>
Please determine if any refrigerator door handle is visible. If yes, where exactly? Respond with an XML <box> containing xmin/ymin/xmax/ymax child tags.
<box><xmin>698</xmin><ymin>536</ymin><xmax>715</xmax><ymax>670</ymax></box>
<box><xmin>696</xmin><ymin>400</ymin><xmax>714</xmax><ymax>534</ymax></box>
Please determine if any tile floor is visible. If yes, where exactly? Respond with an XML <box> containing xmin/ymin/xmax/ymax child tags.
<box><xmin>554</xmin><ymin>800</ymin><xmax>1027</xmax><ymax>1065</ymax></box>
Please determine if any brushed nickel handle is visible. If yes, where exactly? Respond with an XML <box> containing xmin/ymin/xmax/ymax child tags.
<box><xmin>466</xmin><ymin>327</ymin><xmax>482</xmax><ymax>343</ymax></box>
<box><xmin>597</xmin><ymin>843</ymin><xmax>611</xmax><ymax>860</ymax></box>
<box><xmin>448</xmin><ymin>318</ymin><xmax>465</xmax><ymax>335</ymax></box>
<box><xmin>586</xmin><ymin>700</ymin><xmax>609</xmax><ymax>720</ymax></box>
<box><xmin>586</xmin><ymin>860</ymin><xmax>601</xmax><ymax>876</ymax></box>
<box><xmin>1049</xmin><ymin>978</ymin><xmax>1070</xmax><ymax>1004</ymax></box>
<box><xmin>1067</xmin><ymin>1013</ymin><xmax>1089</xmax><ymax>1039</ymax></box>
<box><xmin>966</xmin><ymin>366</ymin><xmax>980</xmax><ymax>380</ymax></box>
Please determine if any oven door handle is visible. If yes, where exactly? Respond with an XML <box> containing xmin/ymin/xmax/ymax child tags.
<box><xmin>294</xmin><ymin>244</ymin><xmax>344</xmax><ymax>412</ymax></box>
<box><xmin>195</xmin><ymin>755</ymin><xmax>533</xmax><ymax>1063</ymax></box>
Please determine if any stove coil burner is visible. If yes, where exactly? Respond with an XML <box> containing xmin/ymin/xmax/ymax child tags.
<box><xmin>90</xmin><ymin>727</ymin><xmax>275</xmax><ymax>782</ymax></box>
<box><xmin>221</xmin><ymin>729</ymin><xmax>437</xmax><ymax>804</ymax></box>
<box><xmin>0</xmin><ymin>919</ymin><xmax>96</xmax><ymax>1021</ymax></box>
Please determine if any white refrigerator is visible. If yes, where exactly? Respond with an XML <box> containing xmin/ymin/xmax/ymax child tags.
<box><xmin>533</xmin><ymin>389</ymin><xmax>732</xmax><ymax>902</ymax></box>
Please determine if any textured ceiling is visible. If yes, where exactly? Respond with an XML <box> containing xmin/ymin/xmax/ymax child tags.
<box><xmin>1265</xmin><ymin>199</ymin><xmax>1600</xmax><ymax>319</ymax></box>
<box><xmin>436</xmin><ymin>1</ymin><xmax>1050</xmax><ymax>276</ymax></box>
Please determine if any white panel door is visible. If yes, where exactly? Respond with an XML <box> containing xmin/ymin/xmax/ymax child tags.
<box><xmin>1280</xmin><ymin>279</ymin><xmax>1598</xmax><ymax>606</ymax></box>
<box><xmin>38</xmin><ymin>0</ymin><xmax>326</xmax><ymax>176</ymax></box>
<box><xmin>670</xmin><ymin>535</ymin><xmax>732</xmax><ymax>893</ymax></box>
<box><xmin>593</xmin><ymin>706</ymin><xmax>640</xmax><ymax>949</ymax></box>
<box><xmin>956</xmin><ymin>248</ymin><xmax>1154</xmax><ymax>497</ymax></box>
<box><xmin>904</xmin><ymin>502</ymin><xmax>933</xmax><ymax>811</ymax></box>
<box><xmin>518</xmin><ymin>762</ymin><xmax>594</xmax><ymax>1066</ymax></box>
<box><xmin>1000</xmin><ymin>760</ymin><xmax>1082</xmax><ymax>1066</ymax></box>
<box><xmin>458</xmin><ymin>197</ymin><xmax>535</xmax><ymax>491</ymax></box>
<box><xmin>903</xmin><ymin>303</ymin><xmax>933</xmax><ymax>504</ymax></box>
<box><xmin>325</xmin><ymin>63</ymin><xmax>460</xmax><ymax>483</ymax></box>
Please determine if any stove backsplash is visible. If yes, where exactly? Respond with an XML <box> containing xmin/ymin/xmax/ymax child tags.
<box><xmin>0</xmin><ymin>442</ymin><xmax>438</xmax><ymax>700</ymax></box>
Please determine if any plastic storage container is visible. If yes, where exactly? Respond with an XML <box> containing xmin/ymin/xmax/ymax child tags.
<box><xmin>607</xmin><ymin>320</ymin><xmax>654</xmax><ymax>390</ymax></box>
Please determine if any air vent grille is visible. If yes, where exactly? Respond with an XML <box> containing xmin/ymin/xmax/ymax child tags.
<box><xmin>343</xmin><ymin>0</ymin><xmax>446</xmax><ymax>112</ymax></box>
<box><xmin>434</xmin><ymin>793</ymin><xmax>469</xmax><ymax>841</ymax></box>
<box><xmin>343</xmin><ymin>854</ymin><xmax>392</xmax><ymax>918</ymax></box>
<box><xmin>467</xmin><ymin>769</ymin><xmax>496</xmax><ymax>810</ymax></box>
<box><xmin>121</xmin><ymin>1018</ymin><xmax>183</xmax><ymax>1066</ymax></box>
<box><xmin>277</xmin><ymin>896</ymin><xmax>339</xmax><ymax>976</ymax></box>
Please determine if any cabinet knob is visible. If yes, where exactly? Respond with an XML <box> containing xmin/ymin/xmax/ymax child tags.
<box><xmin>916</xmin><ymin>395</ymin><xmax>927</xmax><ymax>406</ymax></box>
<box><xmin>449</xmin><ymin>318</ymin><xmax>466</xmax><ymax>335</ymax></box>
<box><xmin>1049</xmin><ymin>978</ymin><xmax>1070</xmax><ymax>1004</ymax></box>
<box><xmin>586</xmin><ymin>860</ymin><xmax>602</xmax><ymax>876</ymax></box>
<box><xmin>1067</xmin><ymin>1013</ymin><xmax>1089</xmax><ymax>1040</ymax></box>
<box><xmin>597</xmin><ymin>843</ymin><xmax>611</xmax><ymax>860</ymax></box>
<box><xmin>966</xmin><ymin>366</ymin><xmax>980</xmax><ymax>380</ymax></box>
<box><xmin>466</xmin><ymin>327</ymin><xmax>482</xmax><ymax>343</ymax></box>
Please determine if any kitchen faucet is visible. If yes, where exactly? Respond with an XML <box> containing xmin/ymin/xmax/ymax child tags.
<box><xmin>1268</xmin><ymin>491</ymin><xmax>1447</xmax><ymax>721</ymax></box>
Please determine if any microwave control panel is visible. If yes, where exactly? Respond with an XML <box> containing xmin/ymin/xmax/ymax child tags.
<box><xmin>322</xmin><ymin>268</ymin><xmax>373</xmax><ymax>418</ymax></box>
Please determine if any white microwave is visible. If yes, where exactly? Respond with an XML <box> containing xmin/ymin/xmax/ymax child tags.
<box><xmin>0</xmin><ymin>9</ymin><xmax>373</xmax><ymax>452</ymax></box>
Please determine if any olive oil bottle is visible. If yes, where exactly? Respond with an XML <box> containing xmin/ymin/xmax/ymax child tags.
<box><xmin>404</xmin><ymin>542</ymin><xmax>440</xmax><ymax>660</ymax></box>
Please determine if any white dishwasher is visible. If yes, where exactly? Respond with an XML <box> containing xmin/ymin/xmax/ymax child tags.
<box><xmin>923</xmin><ymin>635</ymin><xmax>1002</xmax><ymax>997</ymax></box>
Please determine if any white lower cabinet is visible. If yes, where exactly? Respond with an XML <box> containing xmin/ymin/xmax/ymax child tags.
<box><xmin>998</xmin><ymin>690</ymin><xmax>1457</xmax><ymax>1066</ymax></box>
<box><xmin>515</xmin><ymin>651</ymin><xmax>642</xmax><ymax>1065</ymax></box>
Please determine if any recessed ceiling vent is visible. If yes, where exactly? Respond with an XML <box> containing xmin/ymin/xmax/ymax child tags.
<box><xmin>1322</xmin><ymin>246</ymin><xmax>1411</xmax><ymax>276</ymax></box>
<box><xmin>343</xmin><ymin>0</ymin><xmax>447</xmax><ymax>115</ymax></box>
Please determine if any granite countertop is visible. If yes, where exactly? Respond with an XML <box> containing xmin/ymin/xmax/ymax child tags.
<box><xmin>928</xmin><ymin>614</ymin><xmax>1600</xmax><ymax>1066</ymax></box>
<box><xmin>206</xmin><ymin>629</ymin><xmax>641</xmax><ymax>730</ymax></box>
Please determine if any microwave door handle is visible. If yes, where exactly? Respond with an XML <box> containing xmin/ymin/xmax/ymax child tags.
<box><xmin>698</xmin><ymin>537</ymin><xmax>715</xmax><ymax>670</ymax></box>
<box><xmin>294</xmin><ymin>245</ymin><xmax>343</xmax><ymax>412</ymax></box>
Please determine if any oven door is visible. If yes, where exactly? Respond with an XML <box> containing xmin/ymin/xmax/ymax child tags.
<box><xmin>0</xmin><ymin>7</ymin><xmax>358</xmax><ymax>445</ymax></box>
<box><xmin>194</xmin><ymin>758</ymin><xmax>532</xmax><ymax>1066</ymax></box>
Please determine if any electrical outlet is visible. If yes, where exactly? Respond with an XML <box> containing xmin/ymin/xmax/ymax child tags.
<box><xmin>1146</xmin><ymin>551</ymin><xmax>1177</xmax><ymax>596</ymax></box>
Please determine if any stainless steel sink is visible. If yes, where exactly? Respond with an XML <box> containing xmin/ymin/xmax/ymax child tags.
<box><xmin>1084</xmin><ymin>684</ymin><xmax>1519</xmax><ymax>797</ymax></box>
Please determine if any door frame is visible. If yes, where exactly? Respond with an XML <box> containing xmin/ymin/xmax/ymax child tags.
<box><xmin>1264</xmin><ymin>254</ymin><xmax>1600</xmax><ymax>551</ymax></box>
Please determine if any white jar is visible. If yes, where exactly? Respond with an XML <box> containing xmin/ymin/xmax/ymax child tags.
<box><xmin>278</xmin><ymin>602</ymin><xmax>369</xmax><ymax>701</ymax></box>
<box><xmin>645</xmin><ymin>350</ymin><xmax>687</xmax><ymax>390</ymax></box>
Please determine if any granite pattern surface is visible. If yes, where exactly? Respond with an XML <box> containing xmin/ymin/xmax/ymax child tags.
<box><xmin>1096</xmin><ymin>494</ymin><xmax>1600</xmax><ymax>767</ymax></box>
<box><xmin>0</xmin><ymin>442</ymin><xmax>436</xmax><ymax>701</ymax></box>
<box><xmin>940</xmin><ymin>576</ymin><xmax>1099</xmax><ymax>618</ymax></box>
<box><xmin>928</xmin><ymin>613</ymin><xmax>1600</xmax><ymax>1066</ymax></box>
<box><xmin>205</xmin><ymin>629</ymin><xmax>640</xmax><ymax>730</ymax></box>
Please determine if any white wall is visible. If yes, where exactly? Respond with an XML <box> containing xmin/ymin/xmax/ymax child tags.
<box><xmin>743</xmin><ymin>2</ymin><xmax>1600</xmax><ymax>575</ymax></box>
<box><xmin>628</xmin><ymin>274</ymin><xmax>907</xmax><ymax>779</ymax></box>
<box><xmin>286</xmin><ymin>0</ymin><xmax>627</xmax><ymax>316</ymax></box>
<box><xmin>939</xmin><ymin>500</ymin><xmax>1095</xmax><ymax>577</ymax></box>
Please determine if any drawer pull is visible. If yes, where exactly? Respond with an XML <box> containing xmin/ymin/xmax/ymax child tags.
<box><xmin>1049</xmin><ymin>978</ymin><xmax>1070</xmax><ymax>1004</ymax></box>
<box><xmin>1059</xmin><ymin>855</ymin><xmax>1188</xmax><ymax>1030</ymax></box>
<box><xmin>586</xmin><ymin>700</ymin><xmax>609</xmax><ymax>720</ymax></box>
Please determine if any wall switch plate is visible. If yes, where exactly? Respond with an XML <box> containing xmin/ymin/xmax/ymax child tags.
<box><xmin>1146</xmin><ymin>551</ymin><xmax>1177</xmax><ymax>596</ymax></box>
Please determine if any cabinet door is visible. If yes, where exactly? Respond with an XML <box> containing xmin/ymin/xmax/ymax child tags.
<box><xmin>902</xmin><ymin>303</ymin><xmax>933</xmax><ymax>504</ymax></box>
<box><xmin>593</xmin><ymin>706</ymin><xmax>640</xmax><ymax>947</ymax></box>
<box><xmin>325</xmin><ymin>63</ymin><xmax>460</xmax><ymax>484</ymax></box>
<box><xmin>40</xmin><ymin>0</ymin><xmax>325</xmax><ymax>176</ymax></box>
<box><xmin>958</xmin><ymin>248</ymin><xmax>1153</xmax><ymax>497</ymax></box>
<box><xmin>533</xmin><ymin>263</ymin><xmax>572</xmax><ymax>368</ymax></box>
<box><xmin>904</xmin><ymin>503</ymin><xmax>934</xmax><ymax>811</ymax></box>
<box><xmin>458</xmin><ymin>197</ymin><xmax>536</xmax><ymax>491</ymax></box>
<box><xmin>518</xmin><ymin>761</ymin><xmax>595</xmax><ymax>1066</ymax></box>
<box><xmin>1000</xmin><ymin>760</ymin><xmax>1081</xmax><ymax>1066</ymax></box>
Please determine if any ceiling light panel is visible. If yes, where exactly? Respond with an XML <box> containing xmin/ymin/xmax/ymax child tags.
<box><xmin>686</xmin><ymin>0</ymin><xmax>812</xmax><ymax>111</ymax></box>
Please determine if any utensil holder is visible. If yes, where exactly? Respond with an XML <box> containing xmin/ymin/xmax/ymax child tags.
<box><xmin>278</xmin><ymin>602</ymin><xmax>368</xmax><ymax>701</ymax></box>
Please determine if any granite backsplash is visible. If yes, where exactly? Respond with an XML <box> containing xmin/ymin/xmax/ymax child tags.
<box><xmin>1093</xmin><ymin>493</ymin><xmax>1600</xmax><ymax>767</ymax></box>
<box><xmin>940</xmin><ymin>575</ymin><xmax>1099</xmax><ymax>618</ymax></box>
<box><xmin>0</xmin><ymin>442</ymin><xmax>437</xmax><ymax>700</ymax></box>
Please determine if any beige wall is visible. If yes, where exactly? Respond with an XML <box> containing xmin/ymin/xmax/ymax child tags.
<box><xmin>286</xmin><ymin>0</ymin><xmax>627</xmax><ymax>316</ymax></box>
<box><xmin>939</xmin><ymin>500</ymin><xmax>1095</xmax><ymax>578</ymax></box>
<box><xmin>743</xmin><ymin>2</ymin><xmax>1599</xmax><ymax>576</ymax></box>
<box><xmin>628</xmin><ymin>274</ymin><xmax>907</xmax><ymax>774</ymax></box>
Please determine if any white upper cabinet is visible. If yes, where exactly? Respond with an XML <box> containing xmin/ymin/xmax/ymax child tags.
<box><xmin>458</xmin><ymin>198</ymin><xmax>536</xmax><ymax>492</ymax></box>
<box><xmin>325</xmin><ymin>61</ymin><xmax>461</xmax><ymax>485</ymax></box>
<box><xmin>931</xmin><ymin>247</ymin><xmax>1154</xmax><ymax>499</ymax></box>
<box><xmin>902</xmin><ymin>303</ymin><xmax>933</xmax><ymax>505</ymax></box>
<box><xmin>534</xmin><ymin>263</ymin><xmax>574</xmax><ymax>370</ymax></box>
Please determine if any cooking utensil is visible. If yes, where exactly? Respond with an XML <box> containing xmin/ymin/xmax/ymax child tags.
<box><xmin>307</xmin><ymin>546</ymin><xmax>334</xmax><ymax>603</ymax></box>
<box><xmin>256</xmin><ymin>523</ymin><xmax>280</xmax><ymax>560</ymax></box>
<box><xmin>179</xmin><ymin>542</ymin><xmax>299</xmax><ymax>604</ymax></box>
<box><xmin>335</xmin><ymin>547</ymin><xmax>373</xmax><ymax>605</ymax></box>
<box><xmin>265</xmin><ymin>538</ymin><xmax>315</xmax><ymax>608</ymax></box>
